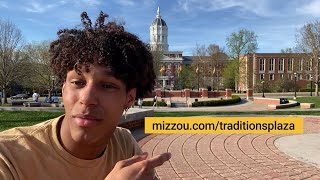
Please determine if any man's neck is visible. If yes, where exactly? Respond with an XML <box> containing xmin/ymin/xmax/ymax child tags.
<box><xmin>57</xmin><ymin>117</ymin><xmax>109</xmax><ymax>160</ymax></box>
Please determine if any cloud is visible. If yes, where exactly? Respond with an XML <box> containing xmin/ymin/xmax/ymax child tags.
<box><xmin>24</xmin><ymin>0</ymin><xmax>67</xmax><ymax>13</ymax></box>
<box><xmin>296</xmin><ymin>0</ymin><xmax>320</xmax><ymax>16</ymax></box>
<box><xmin>115</xmin><ymin>0</ymin><xmax>135</xmax><ymax>6</ymax></box>
<box><xmin>176</xmin><ymin>0</ymin><xmax>281</xmax><ymax>17</ymax></box>
<box><xmin>0</xmin><ymin>1</ymin><xmax>8</xmax><ymax>8</ymax></box>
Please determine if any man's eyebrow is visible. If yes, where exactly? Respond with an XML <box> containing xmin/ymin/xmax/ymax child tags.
<box><xmin>102</xmin><ymin>69</ymin><xmax>114</xmax><ymax>76</ymax></box>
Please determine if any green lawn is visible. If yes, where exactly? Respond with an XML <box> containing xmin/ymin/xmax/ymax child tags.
<box><xmin>0</xmin><ymin>111</ymin><xmax>64</xmax><ymax>131</ymax></box>
<box><xmin>292</xmin><ymin>96</ymin><xmax>320</xmax><ymax>108</ymax></box>
<box><xmin>0</xmin><ymin>110</ymin><xmax>319</xmax><ymax>132</ymax></box>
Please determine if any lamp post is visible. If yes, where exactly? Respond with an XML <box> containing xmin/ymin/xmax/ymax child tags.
<box><xmin>51</xmin><ymin>76</ymin><xmax>56</xmax><ymax>96</ymax></box>
<box><xmin>310</xmin><ymin>75</ymin><xmax>313</xmax><ymax>96</ymax></box>
<box><xmin>294</xmin><ymin>73</ymin><xmax>297</xmax><ymax>99</ymax></box>
<box><xmin>261</xmin><ymin>80</ymin><xmax>265</xmax><ymax>98</ymax></box>
<box><xmin>196</xmin><ymin>66</ymin><xmax>199</xmax><ymax>97</ymax></box>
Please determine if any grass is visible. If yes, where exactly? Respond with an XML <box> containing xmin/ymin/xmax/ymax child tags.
<box><xmin>0</xmin><ymin>110</ymin><xmax>319</xmax><ymax>132</ymax></box>
<box><xmin>291</xmin><ymin>96</ymin><xmax>320</xmax><ymax>108</ymax></box>
<box><xmin>0</xmin><ymin>111</ymin><xmax>64</xmax><ymax>131</ymax></box>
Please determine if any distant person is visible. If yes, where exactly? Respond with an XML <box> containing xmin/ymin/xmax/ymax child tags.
<box><xmin>152</xmin><ymin>95</ymin><xmax>158</xmax><ymax>108</ymax></box>
<box><xmin>44</xmin><ymin>96</ymin><xmax>49</xmax><ymax>103</ymax></box>
<box><xmin>138</xmin><ymin>98</ymin><xmax>143</xmax><ymax>108</ymax></box>
<box><xmin>52</xmin><ymin>95</ymin><xmax>59</xmax><ymax>103</ymax></box>
<box><xmin>32</xmin><ymin>91</ymin><xmax>40</xmax><ymax>102</ymax></box>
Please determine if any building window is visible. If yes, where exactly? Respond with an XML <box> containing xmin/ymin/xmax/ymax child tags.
<box><xmin>259</xmin><ymin>58</ymin><xmax>265</xmax><ymax>71</ymax></box>
<box><xmin>174</xmin><ymin>63</ymin><xmax>179</xmax><ymax>70</ymax></box>
<box><xmin>260</xmin><ymin>74</ymin><xmax>265</xmax><ymax>80</ymax></box>
<box><xmin>288</xmin><ymin>74</ymin><xmax>293</xmax><ymax>80</ymax></box>
<box><xmin>166</xmin><ymin>70</ymin><xmax>171</xmax><ymax>76</ymax></box>
<box><xmin>269</xmin><ymin>74</ymin><xmax>274</xmax><ymax>80</ymax></box>
<box><xmin>278</xmin><ymin>58</ymin><xmax>284</xmax><ymax>71</ymax></box>
<box><xmin>307</xmin><ymin>60</ymin><xmax>312</xmax><ymax>71</ymax></box>
<box><xmin>288</xmin><ymin>58</ymin><xmax>293</xmax><ymax>71</ymax></box>
<box><xmin>269</xmin><ymin>58</ymin><xmax>275</xmax><ymax>71</ymax></box>
<box><xmin>298</xmin><ymin>74</ymin><xmax>303</xmax><ymax>80</ymax></box>
<box><xmin>166</xmin><ymin>63</ymin><xmax>171</xmax><ymax>70</ymax></box>
<box><xmin>279</xmin><ymin>73</ymin><xmax>284</xmax><ymax>79</ymax></box>
<box><xmin>298</xmin><ymin>59</ymin><xmax>303</xmax><ymax>71</ymax></box>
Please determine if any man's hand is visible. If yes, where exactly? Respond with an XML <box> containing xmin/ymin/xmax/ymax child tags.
<box><xmin>105</xmin><ymin>152</ymin><xmax>171</xmax><ymax>180</ymax></box>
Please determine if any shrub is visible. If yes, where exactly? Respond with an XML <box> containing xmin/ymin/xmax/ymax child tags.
<box><xmin>192</xmin><ymin>95</ymin><xmax>241</xmax><ymax>107</ymax></box>
<box><xmin>141</xmin><ymin>101</ymin><xmax>167</xmax><ymax>106</ymax></box>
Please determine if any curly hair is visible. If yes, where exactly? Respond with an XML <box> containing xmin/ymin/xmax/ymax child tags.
<box><xmin>49</xmin><ymin>11</ymin><xmax>155</xmax><ymax>97</ymax></box>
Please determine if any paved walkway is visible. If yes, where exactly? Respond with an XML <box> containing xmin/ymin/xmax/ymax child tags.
<box><xmin>139</xmin><ymin>117</ymin><xmax>320</xmax><ymax>179</ymax></box>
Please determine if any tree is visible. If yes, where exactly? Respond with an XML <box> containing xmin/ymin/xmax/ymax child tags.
<box><xmin>0</xmin><ymin>20</ymin><xmax>26</xmax><ymax>104</ymax></box>
<box><xmin>192</xmin><ymin>44</ymin><xmax>227</xmax><ymax>90</ymax></box>
<box><xmin>207</xmin><ymin>44</ymin><xmax>227</xmax><ymax>90</ymax></box>
<box><xmin>296</xmin><ymin>20</ymin><xmax>320</xmax><ymax>96</ymax></box>
<box><xmin>226</xmin><ymin>29</ymin><xmax>258</xmax><ymax>93</ymax></box>
<box><xmin>280</xmin><ymin>48</ymin><xmax>294</xmax><ymax>53</ymax></box>
<box><xmin>24</xmin><ymin>41</ymin><xmax>58</xmax><ymax>100</ymax></box>
<box><xmin>174</xmin><ymin>65</ymin><xmax>196</xmax><ymax>90</ymax></box>
<box><xmin>222</xmin><ymin>60</ymin><xmax>237</xmax><ymax>90</ymax></box>
<box><xmin>150</xmin><ymin>46</ymin><xmax>163</xmax><ymax>88</ymax></box>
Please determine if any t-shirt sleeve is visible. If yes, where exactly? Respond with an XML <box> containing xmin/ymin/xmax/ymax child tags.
<box><xmin>0</xmin><ymin>155</ymin><xmax>15</xmax><ymax>180</ymax></box>
<box><xmin>124</xmin><ymin>130</ymin><xmax>143</xmax><ymax>156</ymax></box>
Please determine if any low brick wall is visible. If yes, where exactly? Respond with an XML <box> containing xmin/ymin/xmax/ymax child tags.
<box><xmin>254</xmin><ymin>97</ymin><xmax>280</xmax><ymax>105</ymax></box>
<box><xmin>118</xmin><ymin>108</ymin><xmax>153</xmax><ymax>130</ymax></box>
<box><xmin>118</xmin><ymin>119</ymin><xmax>144</xmax><ymax>130</ymax></box>
<box><xmin>300</xmin><ymin>103</ymin><xmax>315</xmax><ymax>109</ymax></box>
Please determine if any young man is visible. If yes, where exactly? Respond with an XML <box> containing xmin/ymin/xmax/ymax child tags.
<box><xmin>0</xmin><ymin>12</ymin><xmax>170</xmax><ymax>179</ymax></box>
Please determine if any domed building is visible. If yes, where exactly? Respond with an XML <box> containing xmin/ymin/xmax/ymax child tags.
<box><xmin>150</xmin><ymin>7</ymin><xmax>168</xmax><ymax>51</ymax></box>
<box><xmin>150</xmin><ymin>7</ymin><xmax>191</xmax><ymax>90</ymax></box>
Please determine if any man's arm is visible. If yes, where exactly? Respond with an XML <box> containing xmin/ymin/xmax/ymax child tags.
<box><xmin>105</xmin><ymin>152</ymin><xmax>171</xmax><ymax>180</ymax></box>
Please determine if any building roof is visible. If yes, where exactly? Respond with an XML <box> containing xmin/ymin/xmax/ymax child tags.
<box><xmin>151</xmin><ymin>6</ymin><xmax>167</xmax><ymax>27</ymax></box>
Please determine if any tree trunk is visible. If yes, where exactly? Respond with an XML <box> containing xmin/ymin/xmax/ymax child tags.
<box><xmin>2</xmin><ymin>88</ymin><xmax>8</xmax><ymax>104</ymax></box>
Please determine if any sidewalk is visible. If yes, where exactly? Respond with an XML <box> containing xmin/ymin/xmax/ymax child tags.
<box><xmin>137</xmin><ymin>117</ymin><xmax>320</xmax><ymax>179</ymax></box>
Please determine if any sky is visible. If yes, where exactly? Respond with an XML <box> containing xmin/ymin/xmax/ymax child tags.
<box><xmin>0</xmin><ymin>0</ymin><xmax>320</xmax><ymax>55</ymax></box>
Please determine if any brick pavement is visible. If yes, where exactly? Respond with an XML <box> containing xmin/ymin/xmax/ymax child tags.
<box><xmin>139</xmin><ymin>117</ymin><xmax>320</xmax><ymax>180</ymax></box>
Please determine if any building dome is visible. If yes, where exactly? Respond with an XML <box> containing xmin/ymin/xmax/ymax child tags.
<box><xmin>152</xmin><ymin>18</ymin><xmax>167</xmax><ymax>26</ymax></box>
<box><xmin>151</xmin><ymin>7</ymin><xmax>167</xmax><ymax>27</ymax></box>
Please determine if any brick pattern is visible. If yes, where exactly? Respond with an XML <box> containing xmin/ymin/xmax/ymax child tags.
<box><xmin>140</xmin><ymin>117</ymin><xmax>320</xmax><ymax>179</ymax></box>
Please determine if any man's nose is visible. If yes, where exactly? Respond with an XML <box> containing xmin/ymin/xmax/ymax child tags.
<box><xmin>79</xmin><ymin>82</ymin><xmax>98</xmax><ymax>106</ymax></box>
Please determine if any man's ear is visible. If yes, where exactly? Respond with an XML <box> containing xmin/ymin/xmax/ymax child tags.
<box><xmin>61</xmin><ymin>82</ymin><xmax>65</xmax><ymax>95</ymax></box>
<box><xmin>126</xmin><ymin>88</ymin><xmax>137</xmax><ymax>107</ymax></box>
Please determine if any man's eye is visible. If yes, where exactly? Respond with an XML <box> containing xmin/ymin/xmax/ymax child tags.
<box><xmin>71</xmin><ymin>81</ymin><xmax>85</xmax><ymax>86</ymax></box>
<box><xmin>102</xmin><ymin>84</ymin><xmax>115</xmax><ymax>89</ymax></box>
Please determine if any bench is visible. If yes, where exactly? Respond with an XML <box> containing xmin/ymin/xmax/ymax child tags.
<box><xmin>23</xmin><ymin>102</ymin><xmax>41</xmax><ymax>107</ymax></box>
<box><xmin>267</xmin><ymin>100</ymin><xmax>298</xmax><ymax>110</ymax></box>
<box><xmin>11</xmin><ymin>101</ymin><xmax>25</xmax><ymax>106</ymax></box>
<box><xmin>300</xmin><ymin>103</ymin><xmax>315</xmax><ymax>109</ymax></box>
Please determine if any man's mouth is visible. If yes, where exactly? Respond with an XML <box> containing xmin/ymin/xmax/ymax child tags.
<box><xmin>73</xmin><ymin>115</ymin><xmax>102</xmax><ymax>127</ymax></box>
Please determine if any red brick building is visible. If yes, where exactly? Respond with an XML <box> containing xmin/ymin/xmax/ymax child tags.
<box><xmin>239</xmin><ymin>53</ymin><xmax>313</xmax><ymax>92</ymax></box>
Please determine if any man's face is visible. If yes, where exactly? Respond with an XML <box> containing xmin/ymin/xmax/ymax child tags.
<box><xmin>62</xmin><ymin>63</ymin><xmax>136</xmax><ymax>145</ymax></box>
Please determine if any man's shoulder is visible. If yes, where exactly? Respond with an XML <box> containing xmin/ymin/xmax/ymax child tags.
<box><xmin>113</xmin><ymin>127</ymin><xmax>132</xmax><ymax>139</ymax></box>
<box><xmin>0</xmin><ymin>118</ymin><xmax>56</xmax><ymax>143</ymax></box>
<box><xmin>111</xmin><ymin>127</ymin><xmax>137</xmax><ymax>146</ymax></box>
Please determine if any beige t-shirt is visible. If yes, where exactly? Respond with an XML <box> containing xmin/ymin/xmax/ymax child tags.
<box><xmin>0</xmin><ymin>116</ymin><xmax>142</xmax><ymax>180</ymax></box>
